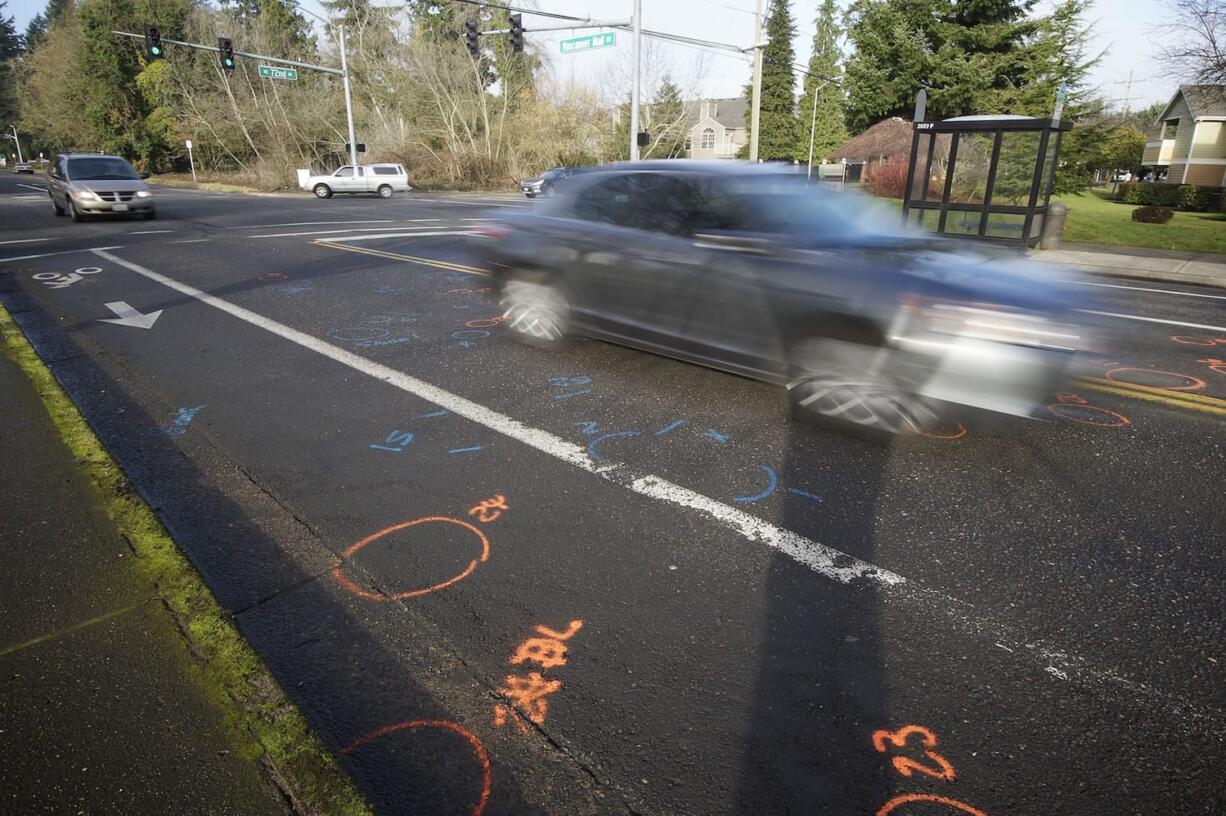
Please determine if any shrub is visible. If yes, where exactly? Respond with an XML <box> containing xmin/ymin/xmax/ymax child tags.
<box><xmin>863</xmin><ymin>156</ymin><xmax>909</xmax><ymax>199</ymax></box>
<box><xmin>1131</xmin><ymin>205</ymin><xmax>1174</xmax><ymax>224</ymax></box>
<box><xmin>1117</xmin><ymin>182</ymin><xmax>1221</xmax><ymax>211</ymax></box>
<box><xmin>1178</xmin><ymin>185</ymin><xmax>1211</xmax><ymax>211</ymax></box>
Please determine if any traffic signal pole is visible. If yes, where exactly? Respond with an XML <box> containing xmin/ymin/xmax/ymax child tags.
<box><xmin>748</xmin><ymin>0</ymin><xmax>763</xmax><ymax>162</ymax></box>
<box><xmin>339</xmin><ymin>26</ymin><xmax>358</xmax><ymax>167</ymax></box>
<box><xmin>629</xmin><ymin>0</ymin><xmax>642</xmax><ymax>161</ymax></box>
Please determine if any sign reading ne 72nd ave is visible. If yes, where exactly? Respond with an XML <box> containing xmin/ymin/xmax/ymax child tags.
<box><xmin>559</xmin><ymin>32</ymin><xmax>616</xmax><ymax>54</ymax></box>
<box><xmin>258</xmin><ymin>65</ymin><xmax>299</xmax><ymax>81</ymax></box>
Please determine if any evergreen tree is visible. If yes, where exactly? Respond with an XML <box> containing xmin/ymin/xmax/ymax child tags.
<box><xmin>796</xmin><ymin>0</ymin><xmax>847</xmax><ymax>163</ymax></box>
<box><xmin>743</xmin><ymin>0</ymin><xmax>799</xmax><ymax>160</ymax></box>
<box><xmin>644</xmin><ymin>75</ymin><xmax>686</xmax><ymax>159</ymax></box>
<box><xmin>0</xmin><ymin>1</ymin><xmax>20</xmax><ymax>130</ymax></box>
<box><xmin>24</xmin><ymin>0</ymin><xmax>72</xmax><ymax>49</ymax></box>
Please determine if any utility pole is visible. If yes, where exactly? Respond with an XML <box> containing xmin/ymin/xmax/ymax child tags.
<box><xmin>629</xmin><ymin>0</ymin><xmax>642</xmax><ymax>161</ymax></box>
<box><xmin>339</xmin><ymin>26</ymin><xmax>358</xmax><ymax>167</ymax></box>
<box><xmin>748</xmin><ymin>0</ymin><xmax>764</xmax><ymax>162</ymax></box>
<box><xmin>806</xmin><ymin>79</ymin><xmax>830</xmax><ymax>180</ymax></box>
<box><xmin>7</xmin><ymin>125</ymin><xmax>23</xmax><ymax>164</ymax></box>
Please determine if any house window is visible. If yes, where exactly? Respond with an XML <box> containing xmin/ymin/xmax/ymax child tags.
<box><xmin>1161</xmin><ymin>118</ymin><xmax>1179</xmax><ymax>140</ymax></box>
<box><xmin>700</xmin><ymin>128</ymin><xmax>715</xmax><ymax>150</ymax></box>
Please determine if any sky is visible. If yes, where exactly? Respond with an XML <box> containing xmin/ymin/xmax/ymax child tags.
<box><xmin>4</xmin><ymin>0</ymin><xmax>1181</xmax><ymax>115</ymax></box>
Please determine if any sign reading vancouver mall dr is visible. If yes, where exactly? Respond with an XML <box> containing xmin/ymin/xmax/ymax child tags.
<box><xmin>258</xmin><ymin>65</ymin><xmax>299</xmax><ymax>81</ymax></box>
<box><xmin>559</xmin><ymin>32</ymin><xmax>616</xmax><ymax>54</ymax></box>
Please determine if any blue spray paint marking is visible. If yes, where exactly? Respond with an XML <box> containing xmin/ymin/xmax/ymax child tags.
<box><xmin>654</xmin><ymin>419</ymin><xmax>685</xmax><ymax>436</ymax></box>
<box><xmin>549</xmin><ymin>375</ymin><xmax>591</xmax><ymax>388</ymax></box>
<box><xmin>786</xmin><ymin>487</ymin><xmax>823</xmax><ymax>503</ymax></box>
<box><xmin>146</xmin><ymin>405</ymin><xmax>205</xmax><ymax>437</ymax></box>
<box><xmin>416</xmin><ymin>410</ymin><xmax>449</xmax><ymax>419</ymax></box>
<box><xmin>573</xmin><ymin>421</ymin><xmax>600</xmax><ymax>436</ymax></box>
<box><xmin>552</xmin><ymin>389</ymin><xmax>592</xmax><ymax>400</ymax></box>
<box><xmin>705</xmin><ymin>428</ymin><xmax>730</xmax><ymax>445</ymax></box>
<box><xmin>452</xmin><ymin>329</ymin><xmax>489</xmax><ymax>348</ymax></box>
<box><xmin>370</xmin><ymin>430</ymin><xmax>414</xmax><ymax>453</ymax></box>
<box><xmin>356</xmin><ymin>335</ymin><xmax>416</xmax><ymax>348</ymax></box>
<box><xmin>586</xmin><ymin>431</ymin><xmax>641</xmax><ymax>462</ymax></box>
<box><xmin>732</xmin><ymin>465</ymin><xmax>778</xmax><ymax>503</ymax></box>
<box><xmin>276</xmin><ymin>281</ymin><xmax>315</xmax><ymax>295</ymax></box>
<box><xmin>448</xmin><ymin>446</ymin><xmax>483</xmax><ymax>454</ymax></box>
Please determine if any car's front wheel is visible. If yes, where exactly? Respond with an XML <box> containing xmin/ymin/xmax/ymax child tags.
<box><xmin>67</xmin><ymin>199</ymin><xmax>85</xmax><ymax>223</ymax></box>
<box><xmin>313</xmin><ymin>183</ymin><xmax>333</xmax><ymax>199</ymax></box>
<box><xmin>50</xmin><ymin>196</ymin><xmax>64</xmax><ymax>216</ymax></box>
<box><xmin>500</xmin><ymin>273</ymin><xmax>571</xmax><ymax>349</ymax></box>
<box><xmin>787</xmin><ymin>337</ymin><xmax>938</xmax><ymax>436</ymax></box>
<box><xmin>377</xmin><ymin>184</ymin><xmax>393</xmax><ymax>199</ymax></box>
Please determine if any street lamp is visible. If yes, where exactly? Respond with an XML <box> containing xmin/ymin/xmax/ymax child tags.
<box><xmin>6</xmin><ymin>125</ymin><xmax>23</xmax><ymax>164</ymax></box>
<box><xmin>805</xmin><ymin>79</ymin><xmax>835</xmax><ymax>181</ymax></box>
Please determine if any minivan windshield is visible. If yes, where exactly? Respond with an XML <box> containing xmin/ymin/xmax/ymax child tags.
<box><xmin>67</xmin><ymin>157</ymin><xmax>141</xmax><ymax>181</ymax></box>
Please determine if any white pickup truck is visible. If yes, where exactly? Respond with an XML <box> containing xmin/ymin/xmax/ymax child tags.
<box><xmin>299</xmin><ymin>163</ymin><xmax>412</xmax><ymax>199</ymax></box>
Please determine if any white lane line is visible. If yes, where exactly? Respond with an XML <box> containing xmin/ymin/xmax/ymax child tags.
<box><xmin>0</xmin><ymin>245</ymin><xmax>123</xmax><ymax>265</ymax></box>
<box><xmin>232</xmin><ymin>219</ymin><xmax>397</xmax><ymax>230</ymax></box>
<box><xmin>409</xmin><ymin>197</ymin><xmax>522</xmax><ymax>208</ymax></box>
<box><xmin>321</xmin><ymin>230</ymin><xmax>475</xmax><ymax>243</ymax></box>
<box><xmin>170</xmin><ymin>238</ymin><xmax>213</xmax><ymax>244</ymax></box>
<box><xmin>126</xmin><ymin>230</ymin><xmax>176</xmax><ymax>235</ymax></box>
<box><xmin>92</xmin><ymin>248</ymin><xmax>898</xmax><ymax>588</ymax></box>
<box><xmin>250</xmin><ymin>226</ymin><xmax>450</xmax><ymax>238</ymax></box>
<box><xmin>1079</xmin><ymin>309</ymin><xmax>1226</xmax><ymax>333</ymax></box>
<box><xmin>16</xmin><ymin>183</ymin><xmax>45</xmax><ymax>192</ymax></box>
<box><xmin>1070</xmin><ymin>280</ymin><xmax>1226</xmax><ymax>301</ymax></box>
<box><xmin>0</xmin><ymin>238</ymin><xmax>50</xmax><ymax>246</ymax></box>
<box><xmin>88</xmin><ymin>247</ymin><xmax>1226</xmax><ymax>730</ymax></box>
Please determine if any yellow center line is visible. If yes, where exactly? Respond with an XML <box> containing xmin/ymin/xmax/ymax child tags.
<box><xmin>312</xmin><ymin>239</ymin><xmax>489</xmax><ymax>277</ymax></box>
<box><xmin>1074</xmin><ymin>377</ymin><xmax>1226</xmax><ymax>417</ymax></box>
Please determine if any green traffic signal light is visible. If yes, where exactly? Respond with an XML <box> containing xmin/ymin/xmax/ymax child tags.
<box><xmin>151</xmin><ymin>45</ymin><xmax>162</xmax><ymax>56</ymax></box>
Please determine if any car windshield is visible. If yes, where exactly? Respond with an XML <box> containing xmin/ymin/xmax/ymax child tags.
<box><xmin>67</xmin><ymin>157</ymin><xmax>140</xmax><ymax>181</ymax></box>
<box><xmin>541</xmin><ymin>168</ymin><xmax>564</xmax><ymax>179</ymax></box>
<box><xmin>714</xmin><ymin>175</ymin><xmax>905</xmax><ymax>244</ymax></box>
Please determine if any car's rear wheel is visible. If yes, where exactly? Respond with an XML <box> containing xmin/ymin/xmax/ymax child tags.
<box><xmin>68</xmin><ymin>199</ymin><xmax>85</xmax><ymax>223</ymax></box>
<box><xmin>50</xmin><ymin>196</ymin><xmax>64</xmax><ymax>216</ymax></box>
<box><xmin>787</xmin><ymin>337</ymin><xmax>938</xmax><ymax>436</ymax></box>
<box><xmin>500</xmin><ymin>273</ymin><xmax>570</xmax><ymax>349</ymax></box>
<box><xmin>377</xmin><ymin>184</ymin><xmax>393</xmax><ymax>199</ymax></box>
<box><xmin>313</xmin><ymin>183</ymin><xmax>332</xmax><ymax>199</ymax></box>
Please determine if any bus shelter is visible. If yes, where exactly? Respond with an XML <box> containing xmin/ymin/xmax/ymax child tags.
<box><xmin>902</xmin><ymin>115</ymin><xmax>1071</xmax><ymax>248</ymax></box>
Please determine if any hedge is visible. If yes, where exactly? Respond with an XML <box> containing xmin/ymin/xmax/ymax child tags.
<box><xmin>1117</xmin><ymin>182</ymin><xmax>1223</xmax><ymax>212</ymax></box>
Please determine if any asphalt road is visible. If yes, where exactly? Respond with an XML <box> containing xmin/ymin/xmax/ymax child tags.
<box><xmin>2</xmin><ymin>173</ymin><xmax>1224</xmax><ymax>815</ymax></box>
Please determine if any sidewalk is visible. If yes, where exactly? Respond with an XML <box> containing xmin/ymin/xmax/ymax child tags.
<box><xmin>0</xmin><ymin>329</ymin><xmax>288</xmax><ymax>814</ymax></box>
<box><xmin>1032</xmin><ymin>242</ymin><xmax>1226</xmax><ymax>289</ymax></box>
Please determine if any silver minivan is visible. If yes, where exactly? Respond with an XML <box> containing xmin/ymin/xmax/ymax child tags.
<box><xmin>47</xmin><ymin>153</ymin><xmax>156</xmax><ymax>222</ymax></box>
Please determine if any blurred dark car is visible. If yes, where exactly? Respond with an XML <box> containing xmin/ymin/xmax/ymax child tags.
<box><xmin>14</xmin><ymin>161</ymin><xmax>34</xmax><ymax>174</ymax></box>
<box><xmin>476</xmin><ymin>161</ymin><xmax>1091</xmax><ymax>435</ymax></box>
<box><xmin>519</xmin><ymin>166</ymin><xmax>584</xmax><ymax>198</ymax></box>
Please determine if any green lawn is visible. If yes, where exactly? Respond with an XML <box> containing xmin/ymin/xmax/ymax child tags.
<box><xmin>1054</xmin><ymin>190</ymin><xmax>1226</xmax><ymax>254</ymax></box>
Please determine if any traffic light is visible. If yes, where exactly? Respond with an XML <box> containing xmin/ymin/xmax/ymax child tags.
<box><xmin>218</xmin><ymin>37</ymin><xmax>235</xmax><ymax>71</ymax></box>
<box><xmin>464</xmin><ymin>19</ymin><xmax>479</xmax><ymax>58</ymax></box>
<box><xmin>509</xmin><ymin>14</ymin><xmax>524</xmax><ymax>54</ymax></box>
<box><xmin>143</xmin><ymin>24</ymin><xmax>163</xmax><ymax>60</ymax></box>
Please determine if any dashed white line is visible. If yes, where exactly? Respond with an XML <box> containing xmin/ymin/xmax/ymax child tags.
<box><xmin>251</xmin><ymin>226</ymin><xmax>454</xmax><ymax>238</ymax></box>
<box><xmin>170</xmin><ymin>238</ymin><xmax>214</xmax><ymax>244</ymax></box>
<box><xmin>126</xmin><ymin>230</ymin><xmax>176</xmax><ymax>235</ymax></box>
<box><xmin>0</xmin><ymin>238</ymin><xmax>50</xmax><ymax>246</ymax></box>
<box><xmin>232</xmin><ymin>219</ymin><xmax>397</xmax><ymax>229</ymax></box>
<box><xmin>1079</xmin><ymin>309</ymin><xmax>1226</xmax><ymax>333</ymax></box>
<box><xmin>16</xmin><ymin>183</ymin><xmax>46</xmax><ymax>192</ymax></box>
<box><xmin>319</xmin><ymin>230</ymin><xmax>475</xmax><ymax>242</ymax></box>
<box><xmin>1070</xmin><ymin>280</ymin><xmax>1226</xmax><ymax>301</ymax></box>
<box><xmin>0</xmin><ymin>245</ymin><xmax>123</xmax><ymax>264</ymax></box>
<box><xmin>89</xmin><ymin>245</ymin><xmax>1226</xmax><ymax>729</ymax></box>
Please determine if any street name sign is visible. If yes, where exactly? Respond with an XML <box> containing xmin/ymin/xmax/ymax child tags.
<box><xmin>559</xmin><ymin>32</ymin><xmax>615</xmax><ymax>54</ymax></box>
<box><xmin>258</xmin><ymin>65</ymin><xmax>299</xmax><ymax>81</ymax></box>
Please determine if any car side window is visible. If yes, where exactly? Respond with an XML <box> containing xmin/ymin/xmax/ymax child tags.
<box><xmin>335</xmin><ymin>166</ymin><xmax>354</xmax><ymax>177</ymax></box>
<box><xmin>572</xmin><ymin>175</ymin><xmax>636</xmax><ymax>226</ymax></box>
<box><xmin>628</xmin><ymin>175</ymin><xmax>703</xmax><ymax>236</ymax></box>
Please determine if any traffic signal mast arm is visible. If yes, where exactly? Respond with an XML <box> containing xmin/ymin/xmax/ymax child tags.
<box><xmin>111</xmin><ymin>30</ymin><xmax>344</xmax><ymax>76</ymax></box>
<box><xmin>481</xmin><ymin>19</ymin><xmax>629</xmax><ymax>34</ymax></box>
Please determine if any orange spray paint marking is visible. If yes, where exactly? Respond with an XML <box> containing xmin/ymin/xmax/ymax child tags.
<box><xmin>1196</xmin><ymin>358</ymin><xmax>1226</xmax><ymax>375</ymax></box>
<box><xmin>496</xmin><ymin>619</ymin><xmax>583</xmax><ymax>731</ymax></box>
<box><xmin>1047</xmin><ymin>392</ymin><xmax>1130</xmax><ymax>428</ymax></box>
<box><xmin>497</xmin><ymin>672</ymin><xmax>562</xmax><ymax>725</ymax></box>
<box><xmin>876</xmin><ymin>793</ymin><xmax>987</xmax><ymax>816</ymax></box>
<box><xmin>341</xmin><ymin>719</ymin><xmax>492</xmax><ymax>816</ymax></box>
<box><xmin>871</xmin><ymin>725</ymin><xmax>957</xmax><ymax>782</ymax></box>
<box><xmin>465</xmin><ymin>316</ymin><xmax>505</xmax><ymax>329</ymax></box>
<box><xmin>510</xmin><ymin>620</ymin><xmax>584</xmax><ymax>669</ymax></box>
<box><xmin>468</xmin><ymin>495</ymin><xmax>508</xmax><ymax>523</ymax></box>
<box><xmin>1105</xmin><ymin>366</ymin><xmax>1206</xmax><ymax>392</ymax></box>
<box><xmin>918</xmin><ymin>422</ymin><xmax>967</xmax><ymax>441</ymax></box>
<box><xmin>331</xmin><ymin>516</ymin><xmax>491</xmax><ymax>601</ymax></box>
<box><xmin>1171</xmin><ymin>335</ymin><xmax>1226</xmax><ymax>346</ymax></box>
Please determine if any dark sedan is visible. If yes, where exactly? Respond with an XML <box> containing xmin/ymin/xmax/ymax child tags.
<box><xmin>477</xmin><ymin>162</ymin><xmax>1090</xmax><ymax>435</ymax></box>
<box><xmin>519</xmin><ymin>166</ymin><xmax>583</xmax><ymax>198</ymax></box>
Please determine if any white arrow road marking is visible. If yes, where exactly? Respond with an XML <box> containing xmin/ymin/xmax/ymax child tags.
<box><xmin>89</xmin><ymin>246</ymin><xmax>1226</xmax><ymax>730</ymax></box>
<box><xmin>99</xmin><ymin>300</ymin><xmax>162</xmax><ymax>329</ymax></box>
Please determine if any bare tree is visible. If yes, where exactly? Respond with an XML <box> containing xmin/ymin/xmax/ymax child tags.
<box><xmin>1160</xmin><ymin>0</ymin><xmax>1226</xmax><ymax>83</ymax></box>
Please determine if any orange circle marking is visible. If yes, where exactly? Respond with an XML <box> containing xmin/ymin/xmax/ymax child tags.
<box><xmin>465</xmin><ymin>316</ymin><xmax>505</xmax><ymax>329</ymax></box>
<box><xmin>1047</xmin><ymin>402</ymin><xmax>1131</xmax><ymax>428</ymax></box>
<box><xmin>877</xmin><ymin>793</ymin><xmax>987</xmax><ymax>816</ymax></box>
<box><xmin>1171</xmin><ymin>335</ymin><xmax>1216</xmax><ymax>346</ymax></box>
<box><xmin>341</xmin><ymin>719</ymin><xmax>492</xmax><ymax>816</ymax></box>
<box><xmin>331</xmin><ymin>516</ymin><xmax>491</xmax><ymax>601</ymax></box>
<box><xmin>919</xmin><ymin>423</ymin><xmax>967</xmax><ymax>440</ymax></box>
<box><xmin>1105</xmin><ymin>367</ymin><xmax>1206</xmax><ymax>392</ymax></box>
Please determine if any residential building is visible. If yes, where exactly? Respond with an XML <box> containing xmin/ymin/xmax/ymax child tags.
<box><xmin>1142</xmin><ymin>85</ymin><xmax>1226</xmax><ymax>186</ymax></box>
<box><xmin>685</xmin><ymin>98</ymin><xmax>748</xmax><ymax>159</ymax></box>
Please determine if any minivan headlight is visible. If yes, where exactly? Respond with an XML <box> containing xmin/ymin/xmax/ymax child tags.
<box><xmin>136</xmin><ymin>190</ymin><xmax>153</xmax><ymax>198</ymax></box>
<box><xmin>72</xmin><ymin>190</ymin><xmax>97</xmax><ymax>200</ymax></box>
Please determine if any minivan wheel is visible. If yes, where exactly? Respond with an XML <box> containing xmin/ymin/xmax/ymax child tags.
<box><xmin>51</xmin><ymin>196</ymin><xmax>65</xmax><ymax>216</ymax></box>
<box><xmin>500</xmin><ymin>274</ymin><xmax>570</xmax><ymax>349</ymax></box>
<box><xmin>313</xmin><ymin>183</ymin><xmax>333</xmax><ymax>199</ymax></box>
<box><xmin>787</xmin><ymin>337</ymin><xmax>938</xmax><ymax>435</ymax></box>
<box><xmin>377</xmin><ymin>184</ymin><xmax>393</xmax><ymax>199</ymax></box>
<box><xmin>68</xmin><ymin>199</ymin><xmax>85</xmax><ymax>222</ymax></box>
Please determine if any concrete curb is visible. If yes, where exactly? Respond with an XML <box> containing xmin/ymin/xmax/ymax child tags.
<box><xmin>1033</xmin><ymin>249</ymin><xmax>1226</xmax><ymax>289</ymax></box>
